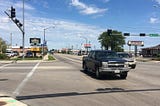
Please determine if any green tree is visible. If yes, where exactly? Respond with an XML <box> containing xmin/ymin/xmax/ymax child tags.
<box><xmin>98</xmin><ymin>30</ymin><xmax>126</xmax><ymax>52</ymax></box>
<box><xmin>0</xmin><ymin>37</ymin><xmax>7</xmax><ymax>53</ymax></box>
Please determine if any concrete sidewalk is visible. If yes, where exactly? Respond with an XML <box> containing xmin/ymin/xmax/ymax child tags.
<box><xmin>43</xmin><ymin>54</ymin><xmax>49</xmax><ymax>61</ymax></box>
<box><xmin>0</xmin><ymin>54</ymin><xmax>49</xmax><ymax>64</ymax></box>
<box><xmin>136</xmin><ymin>57</ymin><xmax>160</xmax><ymax>63</ymax></box>
<box><xmin>0</xmin><ymin>93</ymin><xmax>27</xmax><ymax>106</ymax></box>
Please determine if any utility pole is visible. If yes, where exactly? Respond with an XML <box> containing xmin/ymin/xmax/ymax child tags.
<box><xmin>10</xmin><ymin>33</ymin><xmax>12</xmax><ymax>48</ymax></box>
<box><xmin>22</xmin><ymin>0</ymin><xmax>25</xmax><ymax>59</ymax></box>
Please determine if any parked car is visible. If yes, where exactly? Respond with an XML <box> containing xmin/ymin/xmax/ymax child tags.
<box><xmin>25</xmin><ymin>52</ymin><xmax>33</xmax><ymax>58</ymax></box>
<box><xmin>13</xmin><ymin>51</ymin><xmax>19</xmax><ymax>56</ymax></box>
<box><xmin>117</xmin><ymin>52</ymin><xmax>136</xmax><ymax>69</ymax></box>
<box><xmin>82</xmin><ymin>50</ymin><xmax>130</xmax><ymax>79</ymax></box>
<box><xmin>5</xmin><ymin>51</ymin><xmax>14</xmax><ymax>57</ymax></box>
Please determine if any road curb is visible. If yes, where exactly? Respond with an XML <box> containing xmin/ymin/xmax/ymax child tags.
<box><xmin>0</xmin><ymin>97</ymin><xmax>28</xmax><ymax>106</ymax></box>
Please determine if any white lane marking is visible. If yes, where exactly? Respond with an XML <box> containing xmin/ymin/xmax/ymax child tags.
<box><xmin>62</xmin><ymin>56</ymin><xmax>82</xmax><ymax>63</ymax></box>
<box><xmin>1</xmin><ymin>67</ymin><xmax>34</xmax><ymax>69</ymax></box>
<box><xmin>12</xmin><ymin>62</ymin><xmax>40</xmax><ymax>97</ymax></box>
<box><xmin>0</xmin><ymin>64</ymin><xmax>11</xmax><ymax>69</ymax></box>
<box><xmin>37</xmin><ymin>66</ymin><xmax>75</xmax><ymax>69</ymax></box>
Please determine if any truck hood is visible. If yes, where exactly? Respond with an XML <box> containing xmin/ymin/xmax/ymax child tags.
<box><xmin>99</xmin><ymin>58</ymin><xmax>127</xmax><ymax>63</ymax></box>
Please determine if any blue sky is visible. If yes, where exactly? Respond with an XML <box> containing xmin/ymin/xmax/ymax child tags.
<box><xmin>0</xmin><ymin>0</ymin><xmax>160</xmax><ymax>51</ymax></box>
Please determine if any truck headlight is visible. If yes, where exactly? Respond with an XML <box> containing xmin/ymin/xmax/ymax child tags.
<box><xmin>102</xmin><ymin>62</ymin><xmax>108</xmax><ymax>67</ymax></box>
<box><xmin>124</xmin><ymin>62</ymin><xmax>129</xmax><ymax>68</ymax></box>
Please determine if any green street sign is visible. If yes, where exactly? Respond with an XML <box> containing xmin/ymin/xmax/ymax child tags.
<box><xmin>149</xmin><ymin>34</ymin><xmax>160</xmax><ymax>37</ymax></box>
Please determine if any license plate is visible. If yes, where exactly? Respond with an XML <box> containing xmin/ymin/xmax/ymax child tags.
<box><xmin>115</xmin><ymin>70</ymin><xmax>120</xmax><ymax>73</ymax></box>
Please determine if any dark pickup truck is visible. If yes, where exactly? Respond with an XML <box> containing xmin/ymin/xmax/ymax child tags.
<box><xmin>82</xmin><ymin>50</ymin><xmax>130</xmax><ymax>79</ymax></box>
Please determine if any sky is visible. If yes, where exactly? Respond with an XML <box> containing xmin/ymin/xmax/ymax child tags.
<box><xmin>0</xmin><ymin>0</ymin><xmax>160</xmax><ymax>51</ymax></box>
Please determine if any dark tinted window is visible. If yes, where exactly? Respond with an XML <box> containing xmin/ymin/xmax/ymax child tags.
<box><xmin>96</xmin><ymin>51</ymin><xmax>119</xmax><ymax>59</ymax></box>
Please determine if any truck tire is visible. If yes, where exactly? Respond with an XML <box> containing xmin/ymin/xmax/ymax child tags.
<box><xmin>131</xmin><ymin>65</ymin><xmax>136</xmax><ymax>69</ymax></box>
<box><xmin>120</xmin><ymin>72</ymin><xmax>128</xmax><ymax>79</ymax></box>
<box><xmin>95</xmin><ymin>67</ymin><xmax>101</xmax><ymax>79</ymax></box>
<box><xmin>83</xmin><ymin>62</ymin><xmax>88</xmax><ymax>72</ymax></box>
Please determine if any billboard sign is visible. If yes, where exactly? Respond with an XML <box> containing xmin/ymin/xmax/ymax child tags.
<box><xmin>84</xmin><ymin>44</ymin><xmax>91</xmax><ymax>48</ymax></box>
<box><xmin>127</xmin><ymin>41</ymin><xmax>144</xmax><ymax>46</ymax></box>
<box><xmin>30</xmin><ymin>38</ymin><xmax>41</xmax><ymax>46</ymax></box>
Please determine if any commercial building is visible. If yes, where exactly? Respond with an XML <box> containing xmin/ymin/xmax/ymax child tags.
<box><xmin>141</xmin><ymin>44</ymin><xmax>160</xmax><ymax>57</ymax></box>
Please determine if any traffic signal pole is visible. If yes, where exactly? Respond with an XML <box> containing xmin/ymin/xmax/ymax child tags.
<box><xmin>4</xmin><ymin>3</ymin><xmax>25</xmax><ymax>59</ymax></box>
<box><xmin>22</xmin><ymin>0</ymin><xmax>25</xmax><ymax>59</ymax></box>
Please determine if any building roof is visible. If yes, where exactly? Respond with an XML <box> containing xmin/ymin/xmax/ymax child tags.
<box><xmin>142</xmin><ymin>44</ymin><xmax>160</xmax><ymax>50</ymax></box>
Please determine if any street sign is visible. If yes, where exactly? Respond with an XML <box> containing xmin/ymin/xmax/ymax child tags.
<box><xmin>149</xmin><ymin>34</ymin><xmax>160</xmax><ymax>37</ymax></box>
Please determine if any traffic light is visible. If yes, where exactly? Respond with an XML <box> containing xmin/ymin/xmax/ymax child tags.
<box><xmin>14</xmin><ymin>18</ymin><xmax>19</xmax><ymax>23</ymax></box>
<box><xmin>18</xmin><ymin>22</ymin><xmax>23</xmax><ymax>27</ymax></box>
<box><xmin>123</xmin><ymin>33</ymin><xmax>130</xmax><ymax>36</ymax></box>
<box><xmin>14</xmin><ymin>19</ymin><xmax>23</xmax><ymax>27</ymax></box>
<box><xmin>140</xmin><ymin>33</ymin><xmax>146</xmax><ymax>36</ymax></box>
<box><xmin>107</xmin><ymin>29</ymin><xmax>112</xmax><ymax>36</ymax></box>
<box><xmin>11</xmin><ymin>6</ymin><xmax>16</xmax><ymax>18</ymax></box>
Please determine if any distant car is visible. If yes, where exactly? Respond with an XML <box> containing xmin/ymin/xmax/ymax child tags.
<box><xmin>117</xmin><ymin>52</ymin><xmax>136</xmax><ymax>69</ymax></box>
<box><xmin>13</xmin><ymin>51</ymin><xmax>19</xmax><ymax>56</ymax></box>
<box><xmin>25</xmin><ymin>52</ymin><xmax>33</xmax><ymax>57</ymax></box>
<box><xmin>5</xmin><ymin>51</ymin><xmax>14</xmax><ymax>57</ymax></box>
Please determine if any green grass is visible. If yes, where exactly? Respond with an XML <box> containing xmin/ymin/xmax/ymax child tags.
<box><xmin>11</xmin><ymin>57</ymin><xmax>42</xmax><ymax>60</ymax></box>
<box><xmin>48</xmin><ymin>55</ymin><xmax>55</xmax><ymax>61</ymax></box>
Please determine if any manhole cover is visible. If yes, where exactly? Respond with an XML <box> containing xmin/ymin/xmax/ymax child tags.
<box><xmin>0</xmin><ymin>101</ymin><xmax>7</xmax><ymax>106</ymax></box>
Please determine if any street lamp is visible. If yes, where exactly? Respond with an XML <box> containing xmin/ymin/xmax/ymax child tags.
<box><xmin>42</xmin><ymin>26</ymin><xmax>55</xmax><ymax>58</ymax></box>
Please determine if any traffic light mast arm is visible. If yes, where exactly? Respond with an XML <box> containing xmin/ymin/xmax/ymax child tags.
<box><xmin>4</xmin><ymin>11</ymin><xmax>24</xmax><ymax>34</ymax></box>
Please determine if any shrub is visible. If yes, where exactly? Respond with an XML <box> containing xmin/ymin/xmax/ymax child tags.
<box><xmin>0</xmin><ymin>54</ymin><xmax>8</xmax><ymax>59</ymax></box>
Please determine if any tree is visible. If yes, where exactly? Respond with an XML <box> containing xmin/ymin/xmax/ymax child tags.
<box><xmin>98</xmin><ymin>30</ymin><xmax>126</xmax><ymax>52</ymax></box>
<box><xmin>0</xmin><ymin>37</ymin><xmax>7</xmax><ymax>53</ymax></box>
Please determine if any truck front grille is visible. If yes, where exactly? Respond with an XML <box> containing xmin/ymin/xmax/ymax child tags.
<box><xmin>108</xmin><ymin>62</ymin><xmax>125</xmax><ymax>68</ymax></box>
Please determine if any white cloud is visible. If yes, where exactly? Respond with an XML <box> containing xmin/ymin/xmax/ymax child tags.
<box><xmin>0</xmin><ymin>16</ymin><xmax>103</xmax><ymax>49</ymax></box>
<box><xmin>149</xmin><ymin>17</ymin><xmax>159</xmax><ymax>24</ymax></box>
<box><xmin>14</xmin><ymin>1</ymin><xmax>35</xmax><ymax>10</ymax></box>
<box><xmin>0</xmin><ymin>0</ymin><xmax>104</xmax><ymax>49</ymax></box>
<box><xmin>155</xmin><ymin>0</ymin><xmax>160</xmax><ymax>4</ymax></box>
<box><xmin>70</xmin><ymin>0</ymin><xmax>108</xmax><ymax>15</ymax></box>
<box><xmin>103</xmin><ymin>0</ymin><xmax>110</xmax><ymax>3</ymax></box>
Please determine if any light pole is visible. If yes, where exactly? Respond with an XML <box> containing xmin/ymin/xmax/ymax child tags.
<box><xmin>22</xmin><ymin>0</ymin><xmax>25</xmax><ymax>59</ymax></box>
<box><xmin>42</xmin><ymin>26</ymin><xmax>55</xmax><ymax>58</ymax></box>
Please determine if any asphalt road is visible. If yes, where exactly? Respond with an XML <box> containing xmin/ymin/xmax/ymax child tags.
<box><xmin>0</xmin><ymin>54</ymin><xmax>160</xmax><ymax>106</ymax></box>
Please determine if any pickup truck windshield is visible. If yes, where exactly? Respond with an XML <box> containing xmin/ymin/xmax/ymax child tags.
<box><xmin>96</xmin><ymin>51</ymin><xmax>119</xmax><ymax>59</ymax></box>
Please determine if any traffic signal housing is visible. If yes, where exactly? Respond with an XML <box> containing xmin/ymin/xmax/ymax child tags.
<box><xmin>123</xmin><ymin>33</ymin><xmax>130</xmax><ymax>36</ymax></box>
<box><xmin>107</xmin><ymin>29</ymin><xmax>112</xmax><ymax>36</ymax></box>
<box><xmin>140</xmin><ymin>33</ymin><xmax>146</xmax><ymax>36</ymax></box>
<box><xmin>14</xmin><ymin>19</ymin><xmax>23</xmax><ymax>28</ymax></box>
<box><xmin>11</xmin><ymin>6</ymin><xmax>16</xmax><ymax>18</ymax></box>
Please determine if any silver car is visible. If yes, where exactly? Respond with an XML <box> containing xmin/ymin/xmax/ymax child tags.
<box><xmin>117</xmin><ymin>52</ymin><xmax>136</xmax><ymax>69</ymax></box>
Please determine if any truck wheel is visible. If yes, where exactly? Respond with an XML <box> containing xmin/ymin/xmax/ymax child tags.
<box><xmin>96</xmin><ymin>68</ymin><xmax>101</xmax><ymax>79</ymax></box>
<box><xmin>120</xmin><ymin>72</ymin><xmax>128</xmax><ymax>79</ymax></box>
<box><xmin>83</xmin><ymin>63</ymin><xmax>88</xmax><ymax>72</ymax></box>
<box><xmin>131</xmin><ymin>65</ymin><xmax>136</xmax><ymax>69</ymax></box>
